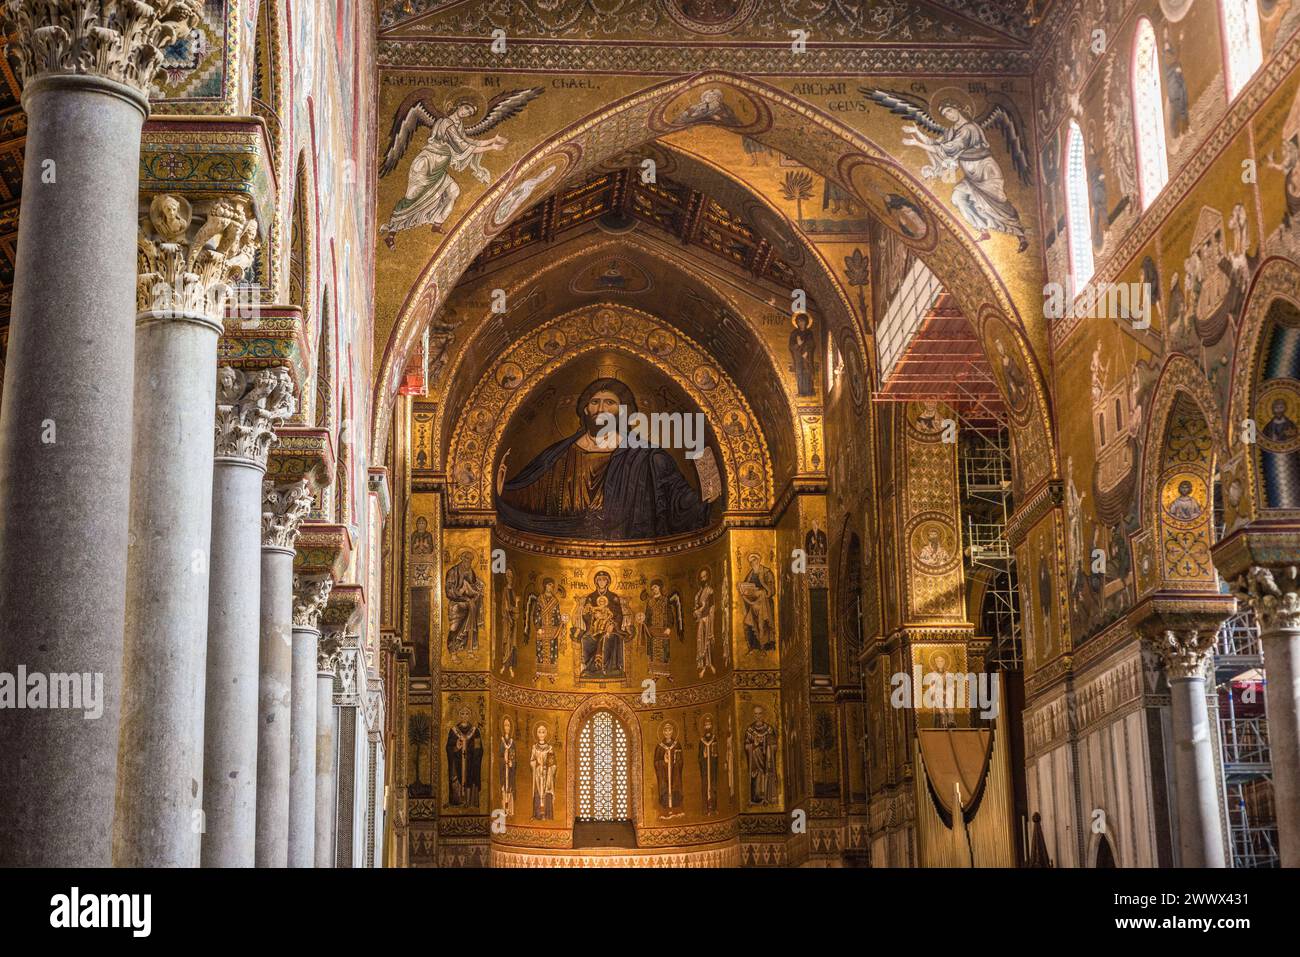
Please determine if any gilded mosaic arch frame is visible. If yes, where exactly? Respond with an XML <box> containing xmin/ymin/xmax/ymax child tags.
<box><xmin>372</xmin><ymin>72</ymin><xmax>1058</xmax><ymax>495</ymax></box>
<box><xmin>445</xmin><ymin>302</ymin><xmax>775</xmax><ymax>518</ymax></box>
<box><xmin>431</xmin><ymin>230</ymin><xmax>802</xmax><ymax>479</ymax></box>
<box><xmin>1138</xmin><ymin>354</ymin><xmax>1224</xmax><ymax>592</ymax></box>
<box><xmin>1222</xmin><ymin>256</ymin><xmax>1300</xmax><ymax>526</ymax></box>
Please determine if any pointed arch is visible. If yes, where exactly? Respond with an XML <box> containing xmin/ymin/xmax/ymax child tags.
<box><xmin>372</xmin><ymin>72</ymin><xmax>1057</xmax><ymax>499</ymax></box>
<box><xmin>251</xmin><ymin>0</ymin><xmax>288</xmax><ymax>180</ymax></box>
<box><xmin>1139</xmin><ymin>355</ymin><xmax>1224</xmax><ymax>592</ymax></box>
<box><xmin>1223</xmin><ymin>258</ymin><xmax>1300</xmax><ymax>526</ymax></box>
<box><xmin>565</xmin><ymin>694</ymin><xmax>644</xmax><ymax>828</ymax></box>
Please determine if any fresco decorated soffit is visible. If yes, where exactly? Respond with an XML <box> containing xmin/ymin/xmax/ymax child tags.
<box><xmin>296</xmin><ymin>524</ymin><xmax>354</xmax><ymax>580</ymax></box>
<box><xmin>219</xmin><ymin>305</ymin><xmax>310</xmax><ymax>427</ymax></box>
<box><xmin>379</xmin><ymin>0</ymin><xmax>1036</xmax><ymax>44</ymax></box>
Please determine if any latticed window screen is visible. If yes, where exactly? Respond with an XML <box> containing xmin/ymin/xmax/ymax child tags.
<box><xmin>1220</xmin><ymin>0</ymin><xmax>1263</xmax><ymax>101</ymax></box>
<box><xmin>577</xmin><ymin>711</ymin><xmax>630</xmax><ymax>820</ymax></box>
<box><xmin>1132</xmin><ymin>18</ymin><xmax>1169</xmax><ymax>210</ymax></box>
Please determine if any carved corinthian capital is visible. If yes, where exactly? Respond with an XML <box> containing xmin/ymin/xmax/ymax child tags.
<box><xmin>214</xmin><ymin>365</ymin><xmax>296</xmax><ymax>466</ymax></box>
<box><xmin>318</xmin><ymin>634</ymin><xmax>340</xmax><ymax>676</ymax></box>
<box><xmin>1147</xmin><ymin>628</ymin><xmax>1217</xmax><ymax>681</ymax></box>
<box><xmin>292</xmin><ymin>575</ymin><xmax>333</xmax><ymax>631</ymax></box>
<box><xmin>262</xmin><ymin>477</ymin><xmax>313</xmax><ymax>550</ymax></box>
<box><xmin>3</xmin><ymin>0</ymin><xmax>203</xmax><ymax>96</ymax></box>
<box><xmin>137</xmin><ymin>194</ymin><xmax>259</xmax><ymax>319</ymax></box>
<box><xmin>1235</xmin><ymin>565</ymin><xmax>1300</xmax><ymax>635</ymax></box>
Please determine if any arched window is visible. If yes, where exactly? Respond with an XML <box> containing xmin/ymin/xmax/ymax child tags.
<box><xmin>576</xmin><ymin>710</ymin><xmax>630</xmax><ymax>821</ymax></box>
<box><xmin>1220</xmin><ymin>0</ymin><xmax>1263</xmax><ymax>101</ymax></box>
<box><xmin>1065</xmin><ymin>122</ymin><xmax>1095</xmax><ymax>292</ymax></box>
<box><xmin>1132</xmin><ymin>18</ymin><xmax>1170</xmax><ymax>210</ymax></box>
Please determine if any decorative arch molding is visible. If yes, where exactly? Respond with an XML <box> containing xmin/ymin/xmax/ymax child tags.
<box><xmin>1222</xmin><ymin>257</ymin><xmax>1300</xmax><ymax>530</ymax></box>
<box><xmin>446</xmin><ymin>303</ymin><xmax>775</xmax><ymax>517</ymax></box>
<box><xmin>251</xmin><ymin>0</ymin><xmax>291</xmax><ymax>241</ymax></box>
<box><xmin>289</xmin><ymin>149</ymin><xmax>316</xmax><ymax>344</ymax></box>
<box><xmin>372</xmin><ymin>72</ymin><xmax>1057</xmax><ymax>497</ymax></box>
<box><xmin>432</xmin><ymin>230</ymin><xmax>802</xmax><ymax>478</ymax></box>
<box><xmin>1138</xmin><ymin>355</ymin><xmax>1222</xmax><ymax>592</ymax></box>
<box><xmin>565</xmin><ymin>694</ymin><xmax>644</xmax><ymax>829</ymax></box>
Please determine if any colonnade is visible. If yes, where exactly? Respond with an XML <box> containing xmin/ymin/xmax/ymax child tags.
<box><xmin>0</xmin><ymin>1</ymin><xmax>379</xmax><ymax>868</ymax></box>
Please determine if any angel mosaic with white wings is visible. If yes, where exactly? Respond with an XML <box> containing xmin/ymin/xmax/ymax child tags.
<box><xmin>861</xmin><ymin>88</ymin><xmax>1032</xmax><ymax>252</ymax></box>
<box><xmin>378</xmin><ymin>87</ymin><xmax>544</xmax><ymax>249</ymax></box>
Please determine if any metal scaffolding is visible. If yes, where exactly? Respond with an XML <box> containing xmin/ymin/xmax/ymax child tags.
<box><xmin>957</xmin><ymin>415</ymin><xmax>1022</xmax><ymax>671</ymax></box>
<box><xmin>1215</xmin><ymin>606</ymin><xmax>1279</xmax><ymax>868</ymax></box>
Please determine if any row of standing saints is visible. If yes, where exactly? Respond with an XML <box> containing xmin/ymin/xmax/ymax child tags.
<box><xmin>444</xmin><ymin>704</ymin><xmax>782</xmax><ymax>822</ymax></box>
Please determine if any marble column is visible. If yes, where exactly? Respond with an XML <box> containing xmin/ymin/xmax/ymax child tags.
<box><xmin>1147</xmin><ymin>627</ymin><xmax>1226</xmax><ymax>868</ymax></box>
<box><xmin>1235</xmin><ymin>566</ymin><xmax>1300</xmax><ymax>867</ymax></box>
<box><xmin>289</xmin><ymin>576</ymin><xmax>333</xmax><ymax>868</ymax></box>
<box><xmin>315</xmin><ymin>636</ymin><xmax>341</xmax><ymax>868</ymax></box>
<box><xmin>201</xmin><ymin>368</ymin><xmax>296</xmax><ymax>867</ymax></box>
<box><xmin>114</xmin><ymin>195</ymin><xmax>258</xmax><ymax>868</ymax></box>
<box><xmin>0</xmin><ymin>0</ymin><xmax>202</xmax><ymax>867</ymax></box>
<box><xmin>254</xmin><ymin>478</ymin><xmax>314</xmax><ymax>867</ymax></box>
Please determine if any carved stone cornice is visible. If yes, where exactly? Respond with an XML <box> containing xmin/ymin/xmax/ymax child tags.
<box><xmin>1129</xmin><ymin>593</ymin><xmax>1237</xmax><ymax>682</ymax></box>
<box><xmin>2</xmin><ymin>0</ymin><xmax>202</xmax><ymax>99</ymax></box>
<box><xmin>262</xmin><ymin>477</ymin><xmax>313</xmax><ymax>551</ymax></box>
<box><xmin>213</xmin><ymin>365</ymin><xmax>295</xmax><ymax>467</ymax></box>
<box><xmin>292</xmin><ymin>574</ymin><xmax>332</xmax><ymax>632</ymax></box>
<box><xmin>137</xmin><ymin>193</ymin><xmax>258</xmax><ymax>322</ymax></box>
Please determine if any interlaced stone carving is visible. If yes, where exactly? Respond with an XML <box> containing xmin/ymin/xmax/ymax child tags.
<box><xmin>214</xmin><ymin>366</ymin><xmax>295</xmax><ymax>466</ymax></box>
<box><xmin>292</xmin><ymin>575</ymin><xmax>333</xmax><ymax>631</ymax></box>
<box><xmin>137</xmin><ymin>194</ymin><xmax>259</xmax><ymax>318</ymax></box>
<box><xmin>262</xmin><ymin>477</ymin><xmax>313</xmax><ymax>550</ymax></box>
<box><xmin>1148</xmin><ymin>627</ymin><xmax>1217</xmax><ymax>681</ymax></box>
<box><xmin>1235</xmin><ymin>565</ymin><xmax>1300</xmax><ymax>634</ymax></box>
<box><xmin>2</xmin><ymin>0</ymin><xmax>203</xmax><ymax>95</ymax></box>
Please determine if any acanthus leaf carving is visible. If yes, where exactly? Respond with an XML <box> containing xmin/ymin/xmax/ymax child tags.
<box><xmin>1147</xmin><ymin>627</ymin><xmax>1217</xmax><ymax>681</ymax></box>
<box><xmin>214</xmin><ymin>366</ymin><xmax>296</xmax><ymax>466</ymax></box>
<box><xmin>262</xmin><ymin>476</ymin><xmax>313</xmax><ymax>550</ymax></box>
<box><xmin>3</xmin><ymin>0</ymin><xmax>203</xmax><ymax>96</ymax></box>
<box><xmin>317</xmin><ymin>633</ymin><xmax>340</xmax><ymax>675</ymax></box>
<box><xmin>292</xmin><ymin>574</ymin><xmax>333</xmax><ymax>631</ymax></box>
<box><xmin>137</xmin><ymin>194</ymin><xmax>260</xmax><ymax>318</ymax></box>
